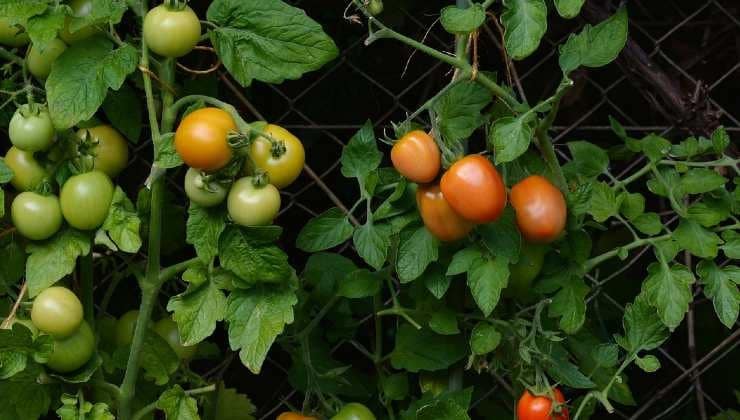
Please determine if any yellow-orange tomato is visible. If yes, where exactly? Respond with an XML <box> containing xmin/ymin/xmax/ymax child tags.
<box><xmin>250</xmin><ymin>124</ymin><xmax>305</xmax><ymax>189</ymax></box>
<box><xmin>276</xmin><ymin>413</ymin><xmax>318</xmax><ymax>420</ymax></box>
<box><xmin>391</xmin><ymin>130</ymin><xmax>440</xmax><ymax>183</ymax></box>
<box><xmin>510</xmin><ymin>175</ymin><xmax>567</xmax><ymax>243</ymax></box>
<box><xmin>440</xmin><ymin>155</ymin><xmax>506</xmax><ymax>223</ymax></box>
<box><xmin>174</xmin><ymin>107</ymin><xmax>236</xmax><ymax>171</ymax></box>
<box><xmin>416</xmin><ymin>184</ymin><xmax>474</xmax><ymax>242</ymax></box>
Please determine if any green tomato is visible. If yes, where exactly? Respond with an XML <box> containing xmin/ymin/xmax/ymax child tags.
<box><xmin>227</xmin><ymin>177</ymin><xmax>281</xmax><ymax>226</ymax></box>
<box><xmin>506</xmin><ymin>243</ymin><xmax>547</xmax><ymax>301</ymax></box>
<box><xmin>331</xmin><ymin>403</ymin><xmax>377</xmax><ymax>420</ymax></box>
<box><xmin>142</xmin><ymin>4</ymin><xmax>201</xmax><ymax>58</ymax></box>
<box><xmin>0</xmin><ymin>17</ymin><xmax>29</xmax><ymax>47</ymax></box>
<box><xmin>59</xmin><ymin>0</ymin><xmax>99</xmax><ymax>44</ymax></box>
<box><xmin>153</xmin><ymin>317</ymin><xmax>198</xmax><ymax>360</ymax></box>
<box><xmin>418</xmin><ymin>371</ymin><xmax>447</xmax><ymax>397</ymax></box>
<box><xmin>11</xmin><ymin>192</ymin><xmax>63</xmax><ymax>241</ymax></box>
<box><xmin>60</xmin><ymin>171</ymin><xmax>114</xmax><ymax>230</ymax></box>
<box><xmin>9</xmin><ymin>104</ymin><xmax>56</xmax><ymax>152</ymax></box>
<box><xmin>46</xmin><ymin>320</ymin><xmax>94</xmax><ymax>373</ymax></box>
<box><xmin>31</xmin><ymin>286</ymin><xmax>83</xmax><ymax>338</ymax></box>
<box><xmin>27</xmin><ymin>38</ymin><xmax>68</xmax><ymax>80</ymax></box>
<box><xmin>367</xmin><ymin>0</ymin><xmax>384</xmax><ymax>15</ymax></box>
<box><xmin>4</xmin><ymin>146</ymin><xmax>48</xmax><ymax>191</ymax></box>
<box><xmin>115</xmin><ymin>310</ymin><xmax>139</xmax><ymax>347</ymax></box>
<box><xmin>76</xmin><ymin>125</ymin><xmax>129</xmax><ymax>177</ymax></box>
<box><xmin>184</xmin><ymin>168</ymin><xmax>228</xmax><ymax>207</ymax></box>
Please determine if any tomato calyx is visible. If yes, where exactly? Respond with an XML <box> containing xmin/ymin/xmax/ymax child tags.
<box><xmin>251</xmin><ymin>170</ymin><xmax>271</xmax><ymax>188</ymax></box>
<box><xmin>163</xmin><ymin>0</ymin><xmax>189</xmax><ymax>11</ymax></box>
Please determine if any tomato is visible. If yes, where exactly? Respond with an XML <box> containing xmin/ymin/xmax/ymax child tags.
<box><xmin>30</xmin><ymin>286</ymin><xmax>83</xmax><ymax>338</ymax></box>
<box><xmin>9</xmin><ymin>104</ymin><xmax>56</xmax><ymax>152</ymax></box>
<box><xmin>249</xmin><ymin>124</ymin><xmax>305</xmax><ymax>189</ymax></box>
<box><xmin>143</xmin><ymin>4</ymin><xmax>201</xmax><ymax>58</ymax></box>
<box><xmin>416</xmin><ymin>184</ymin><xmax>474</xmax><ymax>242</ymax></box>
<box><xmin>277</xmin><ymin>413</ymin><xmax>317</xmax><ymax>420</ymax></box>
<box><xmin>391</xmin><ymin>130</ymin><xmax>440</xmax><ymax>184</ymax></box>
<box><xmin>76</xmin><ymin>125</ymin><xmax>129</xmax><ymax>178</ymax></box>
<box><xmin>440</xmin><ymin>155</ymin><xmax>507</xmax><ymax>223</ymax></box>
<box><xmin>59</xmin><ymin>0</ymin><xmax>99</xmax><ymax>44</ymax></box>
<box><xmin>0</xmin><ymin>17</ymin><xmax>29</xmax><ymax>47</ymax></box>
<box><xmin>153</xmin><ymin>317</ymin><xmax>198</xmax><ymax>360</ymax></box>
<box><xmin>115</xmin><ymin>310</ymin><xmax>139</xmax><ymax>347</ymax></box>
<box><xmin>510</xmin><ymin>175</ymin><xmax>567</xmax><ymax>243</ymax></box>
<box><xmin>367</xmin><ymin>0</ymin><xmax>384</xmax><ymax>15</ymax></box>
<box><xmin>4</xmin><ymin>146</ymin><xmax>48</xmax><ymax>191</ymax></box>
<box><xmin>45</xmin><ymin>321</ymin><xmax>95</xmax><ymax>373</ymax></box>
<box><xmin>517</xmin><ymin>388</ymin><xmax>569</xmax><ymax>420</ymax></box>
<box><xmin>60</xmin><ymin>171</ymin><xmax>114</xmax><ymax>230</ymax></box>
<box><xmin>175</xmin><ymin>107</ymin><xmax>236</xmax><ymax>171</ymax></box>
<box><xmin>227</xmin><ymin>177</ymin><xmax>281</xmax><ymax>226</ymax></box>
<box><xmin>184</xmin><ymin>168</ymin><xmax>228</xmax><ymax>207</ymax></box>
<box><xmin>27</xmin><ymin>38</ymin><xmax>67</xmax><ymax>80</ymax></box>
<box><xmin>330</xmin><ymin>403</ymin><xmax>376</xmax><ymax>420</ymax></box>
<box><xmin>506</xmin><ymin>243</ymin><xmax>547</xmax><ymax>301</ymax></box>
<box><xmin>419</xmin><ymin>371</ymin><xmax>447</xmax><ymax>397</ymax></box>
<box><xmin>11</xmin><ymin>192</ymin><xmax>63</xmax><ymax>241</ymax></box>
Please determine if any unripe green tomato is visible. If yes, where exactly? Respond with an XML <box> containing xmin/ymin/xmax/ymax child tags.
<box><xmin>76</xmin><ymin>125</ymin><xmax>129</xmax><ymax>178</ymax></box>
<box><xmin>27</xmin><ymin>38</ymin><xmax>67</xmax><ymax>79</ymax></box>
<box><xmin>505</xmin><ymin>243</ymin><xmax>547</xmax><ymax>301</ymax></box>
<box><xmin>418</xmin><ymin>371</ymin><xmax>447</xmax><ymax>397</ymax></box>
<box><xmin>60</xmin><ymin>171</ymin><xmax>115</xmax><ymax>230</ymax></box>
<box><xmin>59</xmin><ymin>0</ymin><xmax>99</xmax><ymax>44</ymax></box>
<box><xmin>11</xmin><ymin>192</ymin><xmax>63</xmax><ymax>241</ymax></box>
<box><xmin>367</xmin><ymin>0</ymin><xmax>384</xmax><ymax>15</ymax></box>
<box><xmin>143</xmin><ymin>5</ymin><xmax>201</xmax><ymax>58</ymax></box>
<box><xmin>0</xmin><ymin>17</ymin><xmax>29</xmax><ymax>47</ymax></box>
<box><xmin>184</xmin><ymin>168</ymin><xmax>228</xmax><ymax>207</ymax></box>
<box><xmin>46</xmin><ymin>321</ymin><xmax>95</xmax><ymax>373</ymax></box>
<box><xmin>9</xmin><ymin>104</ymin><xmax>56</xmax><ymax>152</ymax></box>
<box><xmin>330</xmin><ymin>403</ymin><xmax>377</xmax><ymax>420</ymax></box>
<box><xmin>227</xmin><ymin>177</ymin><xmax>281</xmax><ymax>226</ymax></box>
<box><xmin>4</xmin><ymin>146</ymin><xmax>48</xmax><ymax>191</ymax></box>
<box><xmin>153</xmin><ymin>317</ymin><xmax>198</xmax><ymax>360</ymax></box>
<box><xmin>31</xmin><ymin>286</ymin><xmax>83</xmax><ymax>338</ymax></box>
<box><xmin>115</xmin><ymin>310</ymin><xmax>139</xmax><ymax>347</ymax></box>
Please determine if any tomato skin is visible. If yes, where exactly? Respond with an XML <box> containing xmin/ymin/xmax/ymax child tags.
<box><xmin>227</xmin><ymin>177</ymin><xmax>281</xmax><ymax>226</ymax></box>
<box><xmin>517</xmin><ymin>388</ymin><xmax>569</xmax><ymax>420</ymax></box>
<box><xmin>511</xmin><ymin>175</ymin><xmax>567</xmax><ymax>243</ymax></box>
<box><xmin>46</xmin><ymin>320</ymin><xmax>95</xmax><ymax>373</ymax></box>
<box><xmin>331</xmin><ymin>403</ymin><xmax>376</xmax><ymax>420</ymax></box>
<box><xmin>143</xmin><ymin>5</ymin><xmax>201</xmax><ymax>58</ymax></box>
<box><xmin>391</xmin><ymin>130</ymin><xmax>440</xmax><ymax>183</ymax></box>
<box><xmin>184</xmin><ymin>168</ymin><xmax>228</xmax><ymax>207</ymax></box>
<box><xmin>11</xmin><ymin>192</ymin><xmax>63</xmax><ymax>241</ymax></box>
<box><xmin>27</xmin><ymin>38</ymin><xmax>67</xmax><ymax>79</ymax></box>
<box><xmin>367</xmin><ymin>0</ymin><xmax>384</xmax><ymax>15</ymax></box>
<box><xmin>506</xmin><ymin>243</ymin><xmax>547</xmax><ymax>301</ymax></box>
<box><xmin>60</xmin><ymin>171</ymin><xmax>115</xmax><ymax>230</ymax></box>
<box><xmin>0</xmin><ymin>17</ymin><xmax>29</xmax><ymax>47</ymax></box>
<box><xmin>416</xmin><ymin>184</ymin><xmax>474</xmax><ymax>242</ymax></box>
<box><xmin>76</xmin><ymin>125</ymin><xmax>129</xmax><ymax>178</ymax></box>
<box><xmin>59</xmin><ymin>0</ymin><xmax>99</xmax><ymax>44</ymax></box>
<box><xmin>30</xmin><ymin>286</ymin><xmax>83</xmax><ymax>338</ymax></box>
<box><xmin>4</xmin><ymin>146</ymin><xmax>48</xmax><ymax>191</ymax></box>
<box><xmin>440</xmin><ymin>155</ymin><xmax>506</xmax><ymax>223</ymax></box>
<box><xmin>115</xmin><ymin>310</ymin><xmax>139</xmax><ymax>347</ymax></box>
<box><xmin>9</xmin><ymin>105</ymin><xmax>56</xmax><ymax>152</ymax></box>
<box><xmin>249</xmin><ymin>124</ymin><xmax>305</xmax><ymax>189</ymax></box>
<box><xmin>276</xmin><ymin>412</ymin><xmax>318</xmax><ymax>420</ymax></box>
<box><xmin>175</xmin><ymin>107</ymin><xmax>236</xmax><ymax>171</ymax></box>
<box><xmin>153</xmin><ymin>317</ymin><xmax>198</xmax><ymax>360</ymax></box>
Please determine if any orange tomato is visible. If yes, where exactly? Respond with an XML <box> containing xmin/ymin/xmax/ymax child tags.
<box><xmin>174</xmin><ymin>107</ymin><xmax>236</xmax><ymax>171</ymax></box>
<box><xmin>391</xmin><ymin>130</ymin><xmax>440</xmax><ymax>183</ymax></box>
<box><xmin>439</xmin><ymin>155</ymin><xmax>506</xmax><ymax>223</ymax></box>
<box><xmin>517</xmin><ymin>388</ymin><xmax>569</xmax><ymax>420</ymax></box>
<box><xmin>277</xmin><ymin>412</ymin><xmax>318</xmax><ymax>420</ymax></box>
<box><xmin>416</xmin><ymin>184</ymin><xmax>474</xmax><ymax>242</ymax></box>
<box><xmin>510</xmin><ymin>175</ymin><xmax>567</xmax><ymax>243</ymax></box>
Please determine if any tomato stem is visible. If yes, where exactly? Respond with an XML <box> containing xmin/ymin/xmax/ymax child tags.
<box><xmin>80</xmin><ymin>240</ymin><xmax>95</xmax><ymax>328</ymax></box>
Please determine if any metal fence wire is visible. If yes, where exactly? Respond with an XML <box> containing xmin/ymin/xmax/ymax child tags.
<box><xmin>109</xmin><ymin>0</ymin><xmax>740</xmax><ymax>418</ymax></box>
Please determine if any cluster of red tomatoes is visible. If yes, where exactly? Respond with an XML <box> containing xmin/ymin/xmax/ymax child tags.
<box><xmin>391</xmin><ymin>130</ymin><xmax>567</xmax><ymax>244</ymax></box>
<box><xmin>174</xmin><ymin>107</ymin><xmax>305</xmax><ymax>224</ymax></box>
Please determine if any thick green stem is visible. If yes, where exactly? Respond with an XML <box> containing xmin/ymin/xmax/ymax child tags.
<box><xmin>80</xmin><ymin>243</ymin><xmax>95</xmax><ymax>328</ymax></box>
<box><xmin>584</xmin><ymin>234</ymin><xmax>671</xmax><ymax>272</ymax></box>
<box><xmin>533</xmin><ymin>131</ymin><xmax>567</xmax><ymax>191</ymax></box>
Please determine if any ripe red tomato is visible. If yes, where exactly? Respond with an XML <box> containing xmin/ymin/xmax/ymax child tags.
<box><xmin>510</xmin><ymin>175</ymin><xmax>567</xmax><ymax>243</ymax></box>
<box><xmin>440</xmin><ymin>155</ymin><xmax>506</xmax><ymax>223</ymax></box>
<box><xmin>416</xmin><ymin>184</ymin><xmax>474</xmax><ymax>242</ymax></box>
<box><xmin>391</xmin><ymin>130</ymin><xmax>440</xmax><ymax>183</ymax></box>
<box><xmin>277</xmin><ymin>412</ymin><xmax>318</xmax><ymax>420</ymax></box>
<box><xmin>517</xmin><ymin>388</ymin><xmax>569</xmax><ymax>420</ymax></box>
<box><xmin>174</xmin><ymin>107</ymin><xmax>236</xmax><ymax>171</ymax></box>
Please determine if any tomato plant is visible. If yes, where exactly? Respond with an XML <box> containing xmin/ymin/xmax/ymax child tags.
<box><xmin>227</xmin><ymin>177</ymin><xmax>281</xmax><ymax>226</ymax></box>
<box><xmin>143</xmin><ymin>4</ymin><xmax>201</xmax><ymax>58</ymax></box>
<box><xmin>11</xmin><ymin>192</ymin><xmax>63</xmax><ymax>240</ymax></box>
<box><xmin>391</xmin><ymin>130</ymin><xmax>440</xmax><ymax>183</ymax></box>
<box><xmin>517</xmin><ymin>388</ymin><xmax>569</xmax><ymax>420</ymax></box>
<box><xmin>249</xmin><ymin>124</ymin><xmax>305</xmax><ymax>189</ymax></box>
<box><xmin>174</xmin><ymin>107</ymin><xmax>236</xmax><ymax>171</ymax></box>
<box><xmin>76</xmin><ymin>125</ymin><xmax>130</xmax><ymax>178</ymax></box>
<box><xmin>30</xmin><ymin>286</ymin><xmax>83</xmax><ymax>338</ymax></box>
<box><xmin>60</xmin><ymin>171</ymin><xmax>115</xmax><ymax>230</ymax></box>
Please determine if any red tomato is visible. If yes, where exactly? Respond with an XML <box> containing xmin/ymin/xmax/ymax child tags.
<box><xmin>391</xmin><ymin>130</ymin><xmax>440</xmax><ymax>183</ymax></box>
<box><xmin>174</xmin><ymin>107</ymin><xmax>236</xmax><ymax>171</ymax></box>
<box><xmin>510</xmin><ymin>175</ymin><xmax>567</xmax><ymax>243</ymax></box>
<box><xmin>416</xmin><ymin>184</ymin><xmax>474</xmax><ymax>242</ymax></box>
<box><xmin>517</xmin><ymin>388</ymin><xmax>569</xmax><ymax>420</ymax></box>
<box><xmin>440</xmin><ymin>155</ymin><xmax>506</xmax><ymax>223</ymax></box>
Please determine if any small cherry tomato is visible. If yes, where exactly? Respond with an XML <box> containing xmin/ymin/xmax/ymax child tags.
<box><xmin>517</xmin><ymin>388</ymin><xmax>569</xmax><ymax>420</ymax></box>
<box><xmin>416</xmin><ymin>184</ymin><xmax>474</xmax><ymax>242</ymax></box>
<box><xmin>367</xmin><ymin>0</ymin><xmax>384</xmax><ymax>15</ymax></box>
<box><xmin>391</xmin><ymin>130</ymin><xmax>440</xmax><ymax>184</ymax></box>
<box><xmin>440</xmin><ymin>155</ymin><xmax>507</xmax><ymax>223</ymax></box>
<box><xmin>115</xmin><ymin>310</ymin><xmax>139</xmax><ymax>347</ymax></box>
<box><xmin>27</xmin><ymin>38</ymin><xmax>67</xmax><ymax>79</ymax></box>
<box><xmin>46</xmin><ymin>320</ymin><xmax>95</xmax><ymax>373</ymax></box>
<box><xmin>59</xmin><ymin>0</ymin><xmax>99</xmax><ymax>44</ymax></box>
<box><xmin>0</xmin><ymin>17</ymin><xmax>29</xmax><ymax>47</ymax></box>
<box><xmin>227</xmin><ymin>177</ymin><xmax>281</xmax><ymax>226</ymax></box>
<box><xmin>9</xmin><ymin>104</ymin><xmax>56</xmax><ymax>152</ymax></box>
<box><xmin>60</xmin><ymin>171</ymin><xmax>114</xmax><ymax>230</ymax></box>
<box><xmin>506</xmin><ymin>243</ymin><xmax>547</xmax><ymax>301</ymax></box>
<box><xmin>330</xmin><ymin>403</ymin><xmax>376</xmax><ymax>420</ymax></box>
<box><xmin>175</xmin><ymin>107</ymin><xmax>236</xmax><ymax>171</ymax></box>
<box><xmin>249</xmin><ymin>124</ymin><xmax>305</xmax><ymax>189</ymax></box>
<box><xmin>419</xmin><ymin>371</ymin><xmax>448</xmax><ymax>397</ymax></box>
<box><xmin>143</xmin><ymin>4</ymin><xmax>201</xmax><ymax>58</ymax></box>
<box><xmin>510</xmin><ymin>175</ymin><xmax>567</xmax><ymax>243</ymax></box>
<box><xmin>153</xmin><ymin>317</ymin><xmax>198</xmax><ymax>360</ymax></box>
<box><xmin>76</xmin><ymin>125</ymin><xmax>129</xmax><ymax>178</ymax></box>
<box><xmin>277</xmin><ymin>413</ymin><xmax>318</xmax><ymax>420</ymax></box>
<box><xmin>4</xmin><ymin>146</ymin><xmax>48</xmax><ymax>191</ymax></box>
<box><xmin>31</xmin><ymin>286</ymin><xmax>83</xmax><ymax>338</ymax></box>
<box><xmin>11</xmin><ymin>192</ymin><xmax>63</xmax><ymax>241</ymax></box>
<box><xmin>184</xmin><ymin>168</ymin><xmax>228</xmax><ymax>207</ymax></box>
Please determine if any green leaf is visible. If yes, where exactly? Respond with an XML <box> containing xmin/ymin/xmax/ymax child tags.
<box><xmin>396</xmin><ymin>227</ymin><xmax>438</xmax><ymax>283</ymax></box>
<box><xmin>563</xmin><ymin>141</ymin><xmax>609</xmax><ymax>178</ymax></box>
<box><xmin>140</xmin><ymin>331</ymin><xmax>179</xmax><ymax>385</ymax></box>
<box><xmin>402</xmin><ymin>389</ymin><xmax>472</xmax><ymax>420</ymax></box>
<box><xmin>478</xmin><ymin>207</ymin><xmax>522</xmax><ymax>261</ymax></box>
<box><xmin>641</xmin><ymin>262</ymin><xmax>695</xmax><ymax>330</ymax></box>
<box><xmin>422</xmin><ymin>264</ymin><xmax>452</xmax><ymax>299</ymax></box>
<box><xmin>0</xmin><ymin>0</ymin><xmax>48</xmax><ymax>23</ymax></box>
<box><xmin>204</xmin><ymin>385</ymin><xmax>257</xmax><ymax>420</ymax></box>
<box><xmin>26</xmin><ymin>8</ymin><xmax>66</xmax><ymax>52</ymax></box>
<box><xmin>187</xmin><ymin>203</ymin><xmax>227</xmax><ymax>263</ymax></box>
<box><xmin>554</xmin><ymin>0</ymin><xmax>585</xmax><ymax>18</ymax></box>
<box><xmin>433</xmin><ymin>81</ymin><xmax>493</xmax><ymax>142</ymax></box>
<box><xmin>219</xmin><ymin>226</ymin><xmax>291</xmax><ymax>286</ymax></box>
<box><xmin>0</xmin><ymin>240</ymin><xmax>25</xmax><ymax>289</ymax></box>
<box><xmin>490</xmin><ymin>114</ymin><xmax>534</xmax><ymax>164</ymax></box>
<box><xmin>304</xmin><ymin>252</ymin><xmax>357</xmax><ymax>302</ymax></box>
<box><xmin>670</xmin><ymin>136</ymin><xmax>713</xmax><ymax>158</ymax></box>
<box><xmin>615</xmin><ymin>294</ymin><xmax>669</xmax><ymax>353</ymax></box>
<box><xmin>688</xmin><ymin>198</ymin><xmax>730</xmax><ymax>227</ymax></box>
<box><xmin>47</xmin><ymin>38</ymin><xmax>138</xmax><ymax>129</ymax></box>
<box><xmin>390</xmin><ymin>324</ymin><xmax>467</xmax><ymax>372</ymax></box>
<box><xmin>341</xmin><ymin>121</ymin><xmax>381</xmax><ymax>180</ymax></box>
<box><xmin>0</xmin><ymin>159</ymin><xmax>12</xmax><ymax>183</ymax></box>
<box><xmin>226</xmin><ymin>285</ymin><xmax>297</xmax><ymax>374</ymax></box>
<box><xmin>102</xmin><ymin>84</ymin><xmax>142</xmax><ymax>143</ymax></box>
<box><xmin>0</xmin><ymin>364</ymin><xmax>51</xmax><ymax>419</ymax></box>
<box><xmin>501</xmin><ymin>0</ymin><xmax>548</xmax><ymax>60</ymax></box>
<box><xmin>338</xmin><ymin>269</ymin><xmax>381</xmax><ymax>299</ymax></box>
<box><xmin>721</xmin><ymin>231</ymin><xmax>740</xmax><ymax>259</ymax></box>
<box><xmin>588</xmin><ymin>181</ymin><xmax>623</xmax><ymax>222</ymax></box>
<box><xmin>544</xmin><ymin>343</ymin><xmax>596</xmax><ymax>388</ymax></box>
<box><xmin>635</xmin><ymin>355</ymin><xmax>661</xmax><ymax>373</ymax></box>
<box><xmin>470</xmin><ymin>323</ymin><xmax>501</xmax><ymax>355</ymax></box>
<box><xmin>711</xmin><ymin>126</ymin><xmax>730</xmax><ymax>154</ymax></box>
<box><xmin>207</xmin><ymin>0</ymin><xmax>338</xmax><ymax>86</ymax></box>
<box><xmin>353</xmin><ymin>223</ymin><xmax>390</xmax><ymax>270</ymax></box>
<box><xmin>632</xmin><ymin>212</ymin><xmax>662</xmax><ymax>236</ymax></box>
<box><xmin>674</xmin><ymin>218</ymin><xmax>721</xmax><ymax>259</ymax></box>
<box><xmin>153</xmin><ymin>133</ymin><xmax>184</xmax><ymax>169</ymax></box>
<box><xmin>67</xmin><ymin>0</ymin><xmax>126</xmax><ymax>33</ymax></box>
<box><xmin>156</xmin><ymin>385</ymin><xmax>199</xmax><ymax>420</ymax></box>
<box><xmin>428</xmin><ymin>309</ymin><xmax>459</xmax><ymax>335</ymax></box>
<box><xmin>99</xmin><ymin>187</ymin><xmax>141</xmax><ymax>253</ymax></box>
<box><xmin>467</xmin><ymin>256</ymin><xmax>509</xmax><ymax>317</ymax></box>
<box><xmin>382</xmin><ymin>373</ymin><xmax>409</xmax><ymax>401</ymax></box>
<box><xmin>447</xmin><ymin>247</ymin><xmax>483</xmax><ymax>276</ymax></box>
<box><xmin>418</xmin><ymin>399</ymin><xmax>470</xmax><ymax>420</ymax></box>
<box><xmin>296</xmin><ymin>208</ymin><xmax>354</xmax><ymax>252</ymax></box>
<box><xmin>620</xmin><ymin>192</ymin><xmax>645</xmax><ymax>221</ymax></box>
<box><xmin>26</xmin><ymin>228</ymin><xmax>91</xmax><ymax>297</ymax></box>
<box><xmin>697</xmin><ymin>260</ymin><xmax>740</xmax><ymax>329</ymax></box>
<box><xmin>167</xmin><ymin>279</ymin><xmax>227</xmax><ymax>345</ymax></box>
<box><xmin>558</xmin><ymin>6</ymin><xmax>628</xmax><ymax>74</ymax></box>
<box><xmin>680</xmin><ymin>168</ymin><xmax>726</xmax><ymax>194</ymax></box>
<box><xmin>440</xmin><ymin>4</ymin><xmax>486</xmax><ymax>34</ymax></box>
<box><xmin>549</xmin><ymin>275</ymin><xmax>589</xmax><ymax>333</ymax></box>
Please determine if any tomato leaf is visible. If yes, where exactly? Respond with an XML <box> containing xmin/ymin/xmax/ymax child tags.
<box><xmin>396</xmin><ymin>227</ymin><xmax>439</xmax><ymax>283</ymax></box>
<box><xmin>0</xmin><ymin>159</ymin><xmax>12</xmax><ymax>184</ymax></box>
<box><xmin>446</xmin><ymin>247</ymin><xmax>483</xmax><ymax>276</ymax></box>
<box><xmin>467</xmin><ymin>256</ymin><xmax>509</xmax><ymax>317</ymax></box>
<box><xmin>478</xmin><ymin>208</ymin><xmax>522</xmax><ymax>262</ymax></box>
<box><xmin>632</xmin><ymin>212</ymin><xmax>662</xmax><ymax>236</ymax></box>
<box><xmin>440</xmin><ymin>4</ymin><xmax>485</xmax><ymax>34</ymax></box>
<box><xmin>0</xmin><ymin>0</ymin><xmax>47</xmax><ymax>24</ymax></box>
<box><xmin>697</xmin><ymin>260</ymin><xmax>740</xmax><ymax>329</ymax></box>
<box><xmin>554</xmin><ymin>0</ymin><xmax>585</xmax><ymax>18</ymax></box>
<box><xmin>26</xmin><ymin>8</ymin><xmax>66</xmax><ymax>52</ymax></box>
<box><xmin>156</xmin><ymin>385</ymin><xmax>199</xmax><ymax>420</ymax></box>
<box><xmin>304</xmin><ymin>252</ymin><xmax>357</xmax><ymax>302</ymax></box>
<box><xmin>680</xmin><ymin>168</ymin><xmax>727</xmax><ymax>195</ymax></box>
<box><xmin>490</xmin><ymin>114</ymin><xmax>534</xmax><ymax>164</ymax></box>
<box><xmin>401</xmin><ymin>389</ymin><xmax>472</xmax><ymax>420</ymax></box>
<box><xmin>721</xmin><ymin>231</ymin><xmax>740</xmax><ymax>259</ymax></box>
<box><xmin>422</xmin><ymin>264</ymin><xmax>452</xmax><ymax>299</ymax></box>
<box><xmin>0</xmin><ymin>364</ymin><xmax>52</xmax><ymax>419</ymax></box>
<box><xmin>0</xmin><ymin>240</ymin><xmax>25</xmax><ymax>288</ymax></box>
<box><xmin>341</xmin><ymin>121</ymin><xmax>381</xmax><ymax>180</ymax></box>
<box><xmin>140</xmin><ymin>331</ymin><xmax>179</xmax><ymax>385</ymax></box>
<box><xmin>338</xmin><ymin>269</ymin><xmax>382</xmax><ymax>299</ymax></box>
<box><xmin>501</xmin><ymin>0</ymin><xmax>548</xmax><ymax>60</ymax></box>
<box><xmin>99</xmin><ymin>187</ymin><xmax>142</xmax><ymax>253</ymax></box>
<box><xmin>620</xmin><ymin>192</ymin><xmax>646</xmax><ymax>221</ymax></box>
<box><xmin>428</xmin><ymin>309</ymin><xmax>459</xmax><ymax>336</ymax></box>
<box><xmin>558</xmin><ymin>6</ymin><xmax>628</xmax><ymax>74</ymax></box>
<box><xmin>587</xmin><ymin>181</ymin><xmax>624</xmax><ymax>223</ymax></box>
<box><xmin>296</xmin><ymin>208</ymin><xmax>354</xmax><ymax>252</ymax></box>
<box><xmin>353</xmin><ymin>223</ymin><xmax>390</xmax><ymax>270</ymax></box>
<box><xmin>548</xmin><ymin>275</ymin><xmax>589</xmax><ymax>333</ymax></box>
<box><xmin>187</xmin><ymin>203</ymin><xmax>226</xmax><ymax>263</ymax></box>
<box><xmin>433</xmin><ymin>80</ymin><xmax>493</xmax><ymax>143</ymax></box>
<box><xmin>640</xmin><ymin>262</ymin><xmax>695</xmax><ymax>330</ymax></box>
<box><xmin>470</xmin><ymin>323</ymin><xmax>501</xmax><ymax>355</ymax></box>
<box><xmin>204</xmin><ymin>385</ymin><xmax>257</xmax><ymax>420</ymax></box>
<box><xmin>390</xmin><ymin>324</ymin><xmax>467</xmax><ymax>373</ymax></box>
<box><xmin>67</xmin><ymin>0</ymin><xmax>126</xmax><ymax>33</ymax></box>
<box><xmin>635</xmin><ymin>354</ymin><xmax>661</xmax><ymax>373</ymax></box>
<box><xmin>48</xmin><ymin>354</ymin><xmax>103</xmax><ymax>384</ymax></box>
<box><xmin>711</xmin><ymin>126</ymin><xmax>730</xmax><ymax>154</ymax></box>
<box><xmin>615</xmin><ymin>294</ymin><xmax>669</xmax><ymax>353</ymax></box>
<box><xmin>674</xmin><ymin>218</ymin><xmax>721</xmax><ymax>259</ymax></box>
<box><xmin>102</xmin><ymin>84</ymin><xmax>142</xmax><ymax>143</ymax></box>
<box><xmin>26</xmin><ymin>228</ymin><xmax>91</xmax><ymax>297</ymax></box>
<box><xmin>167</xmin><ymin>279</ymin><xmax>227</xmax><ymax>346</ymax></box>
<box><xmin>563</xmin><ymin>141</ymin><xmax>609</xmax><ymax>179</ymax></box>
<box><xmin>219</xmin><ymin>226</ymin><xmax>291</xmax><ymax>286</ymax></box>
<box><xmin>417</xmin><ymin>399</ymin><xmax>470</xmax><ymax>420</ymax></box>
